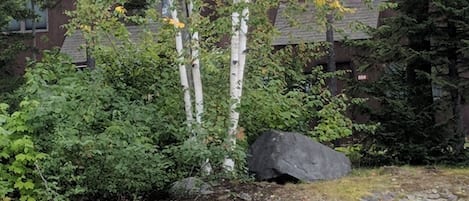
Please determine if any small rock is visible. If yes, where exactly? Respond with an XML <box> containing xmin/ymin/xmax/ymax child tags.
<box><xmin>217</xmin><ymin>194</ymin><xmax>231</xmax><ymax>200</ymax></box>
<box><xmin>445</xmin><ymin>193</ymin><xmax>458</xmax><ymax>201</ymax></box>
<box><xmin>169</xmin><ymin>177</ymin><xmax>213</xmax><ymax>198</ymax></box>
<box><xmin>238</xmin><ymin>192</ymin><xmax>252</xmax><ymax>201</ymax></box>
<box><xmin>427</xmin><ymin>193</ymin><xmax>440</xmax><ymax>199</ymax></box>
<box><xmin>406</xmin><ymin>194</ymin><xmax>416</xmax><ymax>200</ymax></box>
<box><xmin>381</xmin><ymin>192</ymin><xmax>396</xmax><ymax>200</ymax></box>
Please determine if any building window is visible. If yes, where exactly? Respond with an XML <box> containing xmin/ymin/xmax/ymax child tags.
<box><xmin>432</xmin><ymin>83</ymin><xmax>443</xmax><ymax>101</ymax></box>
<box><xmin>4</xmin><ymin>2</ymin><xmax>48</xmax><ymax>33</ymax></box>
<box><xmin>122</xmin><ymin>0</ymin><xmax>170</xmax><ymax>17</ymax></box>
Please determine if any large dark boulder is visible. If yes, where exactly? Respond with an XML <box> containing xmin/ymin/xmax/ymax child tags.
<box><xmin>247</xmin><ymin>130</ymin><xmax>351</xmax><ymax>182</ymax></box>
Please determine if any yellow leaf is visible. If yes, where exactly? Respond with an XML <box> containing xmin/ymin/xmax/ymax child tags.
<box><xmin>79</xmin><ymin>25</ymin><xmax>91</xmax><ymax>32</ymax></box>
<box><xmin>176</xmin><ymin>22</ymin><xmax>185</xmax><ymax>28</ymax></box>
<box><xmin>315</xmin><ymin>0</ymin><xmax>326</xmax><ymax>7</ymax></box>
<box><xmin>114</xmin><ymin>6</ymin><xmax>126</xmax><ymax>14</ymax></box>
<box><xmin>330</xmin><ymin>0</ymin><xmax>341</xmax><ymax>9</ymax></box>
<box><xmin>164</xmin><ymin>18</ymin><xmax>185</xmax><ymax>29</ymax></box>
<box><xmin>329</xmin><ymin>0</ymin><xmax>356</xmax><ymax>13</ymax></box>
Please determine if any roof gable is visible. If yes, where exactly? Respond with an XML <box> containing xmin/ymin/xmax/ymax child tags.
<box><xmin>60</xmin><ymin>23</ymin><xmax>158</xmax><ymax>63</ymax></box>
<box><xmin>273</xmin><ymin>0</ymin><xmax>381</xmax><ymax>45</ymax></box>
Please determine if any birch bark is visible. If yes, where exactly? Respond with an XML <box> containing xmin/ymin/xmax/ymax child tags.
<box><xmin>187</xmin><ymin>0</ymin><xmax>204</xmax><ymax>125</ymax></box>
<box><xmin>169</xmin><ymin>0</ymin><xmax>194</xmax><ymax>127</ymax></box>
<box><xmin>225</xmin><ymin>0</ymin><xmax>249</xmax><ymax>171</ymax></box>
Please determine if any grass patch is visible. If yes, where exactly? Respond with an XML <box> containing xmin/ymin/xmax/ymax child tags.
<box><xmin>279</xmin><ymin>166</ymin><xmax>469</xmax><ymax>201</ymax></box>
<box><xmin>283</xmin><ymin>169</ymin><xmax>392</xmax><ymax>201</ymax></box>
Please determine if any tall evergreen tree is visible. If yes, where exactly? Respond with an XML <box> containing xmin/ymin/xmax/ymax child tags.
<box><xmin>430</xmin><ymin>0</ymin><xmax>469</xmax><ymax>155</ymax></box>
<box><xmin>349</xmin><ymin>0</ymin><xmax>468</xmax><ymax>164</ymax></box>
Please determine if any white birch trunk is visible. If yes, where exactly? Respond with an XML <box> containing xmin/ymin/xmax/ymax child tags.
<box><xmin>169</xmin><ymin>0</ymin><xmax>194</xmax><ymax>127</ymax></box>
<box><xmin>225</xmin><ymin>0</ymin><xmax>249</xmax><ymax>172</ymax></box>
<box><xmin>187</xmin><ymin>0</ymin><xmax>204</xmax><ymax>125</ymax></box>
<box><xmin>236</xmin><ymin>3</ymin><xmax>249</xmax><ymax>103</ymax></box>
<box><xmin>187</xmin><ymin>0</ymin><xmax>212</xmax><ymax>175</ymax></box>
<box><xmin>228</xmin><ymin>8</ymin><xmax>240</xmax><ymax>141</ymax></box>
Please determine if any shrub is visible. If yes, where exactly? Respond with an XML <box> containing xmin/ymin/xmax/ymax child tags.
<box><xmin>14</xmin><ymin>51</ymin><xmax>184</xmax><ymax>200</ymax></box>
<box><xmin>240</xmin><ymin>44</ymin><xmax>376</xmax><ymax>144</ymax></box>
<box><xmin>0</xmin><ymin>102</ymin><xmax>46</xmax><ymax>201</ymax></box>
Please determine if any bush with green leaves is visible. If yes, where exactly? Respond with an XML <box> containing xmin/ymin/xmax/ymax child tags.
<box><xmin>0</xmin><ymin>102</ymin><xmax>47</xmax><ymax>201</ymax></box>
<box><xmin>1</xmin><ymin>1</ymin><xmax>380</xmax><ymax>199</ymax></box>
<box><xmin>239</xmin><ymin>44</ymin><xmax>376</xmax><ymax>144</ymax></box>
<box><xmin>13</xmin><ymin>51</ymin><xmax>185</xmax><ymax>200</ymax></box>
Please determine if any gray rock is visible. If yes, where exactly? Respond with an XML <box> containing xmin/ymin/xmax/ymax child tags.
<box><xmin>169</xmin><ymin>177</ymin><xmax>213</xmax><ymax>198</ymax></box>
<box><xmin>247</xmin><ymin>130</ymin><xmax>351</xmax><ymax>182</ymax></box>
<box><xmin>445</xmin><ymin>193</ymin><xmax>458</xmax><ymax>201</ymax></box>
<box><xmin>238</xmin><ymin>192</ymin><xmax>252</xmax><ymax>201</ymax></box>
<box><xmin>427</xmin><ymin>193</ymin><xmax>440</xmax><ymax>199</ymax></box>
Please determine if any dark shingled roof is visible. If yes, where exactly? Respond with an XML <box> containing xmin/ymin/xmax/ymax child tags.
<box><xmin>273</xmin><ymin>0</ymin><xmax>381</xmax><ymax>45</ymax></box>
<box><xmin>60</xmin><ymin>23</ymin><xmax>158</xmax><ymax>63</ymax></box>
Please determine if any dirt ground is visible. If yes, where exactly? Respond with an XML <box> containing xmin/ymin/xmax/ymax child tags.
<box><xmin>173</xmin><ymin>166</ymin><xmax>469</xmax><ymax>201</ymax></box>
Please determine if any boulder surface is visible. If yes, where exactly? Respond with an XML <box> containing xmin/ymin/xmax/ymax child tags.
<box><xmin>248</xmin><ymin>130</ymin><xmax>351</xmax><ymax>182</ymax></box>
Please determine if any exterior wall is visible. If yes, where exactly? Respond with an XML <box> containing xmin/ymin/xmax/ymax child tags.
<box><xmin>11</xmin><ymin>0</ymin><xmax>75</xmax><ymax>75</ymax></box>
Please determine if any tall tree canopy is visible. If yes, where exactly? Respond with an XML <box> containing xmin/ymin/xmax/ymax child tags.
<box><xmin>351</xmin><ymin>0</ymin><xmax>469</xmax><ymax>164</ymax></box>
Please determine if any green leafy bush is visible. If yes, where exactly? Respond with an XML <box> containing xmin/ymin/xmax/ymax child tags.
<box><xmin>14</xmin><ymin>51</ymin><xmax>184</xmax><ymax>200</ymax></box>
<box><xmin>0</xmin><ymin>103</ymin><xmax>46</xmax><ymax>201</ymax></box>
<box><xmin>240</xmin><ymin>44</ymin><xmax>376</xmax><ymax>144</ymax></box>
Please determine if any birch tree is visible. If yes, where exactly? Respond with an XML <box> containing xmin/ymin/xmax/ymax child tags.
<box><xmin>225</xmin><ymin>0</ymin><xmax>250</xmax><ymax>171</ymax></box>
<box><xmin>168</xmin><ymin>0</ymin><xmax>194</xmax><ymax>127</ymax></box>
<box><xmin>167</xmin><ymin>0</ymin><xmax>213</xmax><ymax>174</ymax></box>
<box><xmin>187</xmin><ymin>0</ymin><xmax>204</xmax><ymax>125</ymax></box>
<box><xmin>224</xmin><ymin>0</ymin><xmax>355</xmax><ymax>171</ymax></box>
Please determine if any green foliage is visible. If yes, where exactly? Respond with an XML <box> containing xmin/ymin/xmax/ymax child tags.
<box><xmin>347</xmin><ymin>0</ymin><xmax>469</xmax><ymax>165</ymax></box>
<box><xmin>0</xmin><ymin>0</ymin><xmax>33</xmax><ymax>29</ymax></box>
<box><xmin>240</xmin><ymin>43</ymin><xmax>376</xmax><ymax>144</ymax></box>
<box><xmin>351</xmin><ymin>64</ymin><xmax>439</xmax><ymax>165</ymax></box>
<box><xmin>15</xmin><ymin>51</ymin><xmax>182</xmax><ymax>200</ymax></box>
<box><xmin>335</xmin><ymin>144</ymin><xmax>363</xmax><ymax>166</ymax></box>
<box><xmin>1</xmin><ymin>0</ymin><xmax>379</xmax><ymax>200</ymax></box>
<box><xmin>0</xmin><ymin>103</ymin><xmax>46</xmax><ymax>201</ymax></box>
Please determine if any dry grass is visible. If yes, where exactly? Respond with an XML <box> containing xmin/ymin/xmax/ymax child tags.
<box><xmin>273</xmin><ymin>166</ymin><xmax>469</xmax><ymax>201</ymax></box>
<box><xmin>278</xmin><ymin>169</ymin><xmax>392</xmax><ymax>201</ymax></box>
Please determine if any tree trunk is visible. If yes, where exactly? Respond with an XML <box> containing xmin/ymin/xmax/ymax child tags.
<box><xmin>326</xmin><ymin>13</ymin><xmax>337</xmax><ymax>96</ymax></box>
<box><xmin>226</xmin><ymin>0</ymin><xmax>249</xmax><ymax>171</ymax></box>
<box><xmin>237</xmin><ymin>5</ymin><xmax>249</xmax><ymax>101</ymax></box>
<box><xmin>31</xmin><ymin>0</ymin><xmax>37</xmax><ymax>61</ymax></box>
<box><xmin>447</xmin><ymin>21</ymin><xmax>465</xmax><ymax>154</ymax></box>
<box><xmin>225</xmin><ymin>0</ymin><xmax>240</xmax><ymax>171</ymax></box>
<box><xmin>170</xmin><ymin>0</ymin><xmax>194</xmax><ymax>128</ymax></box>
<box><xmin>187</xmin><ymin>0</ymin><xmax>204</xmax><ymax>125</ymax></box>
<box><xmin>186</xmin><ymin>0</ymin><xmax>213</xmax><ymax>175</ymax></box>
<box><xmin>86</xmin><ymin>25</ymin><xmax>96</xmax><ymax>69</ymax></box>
